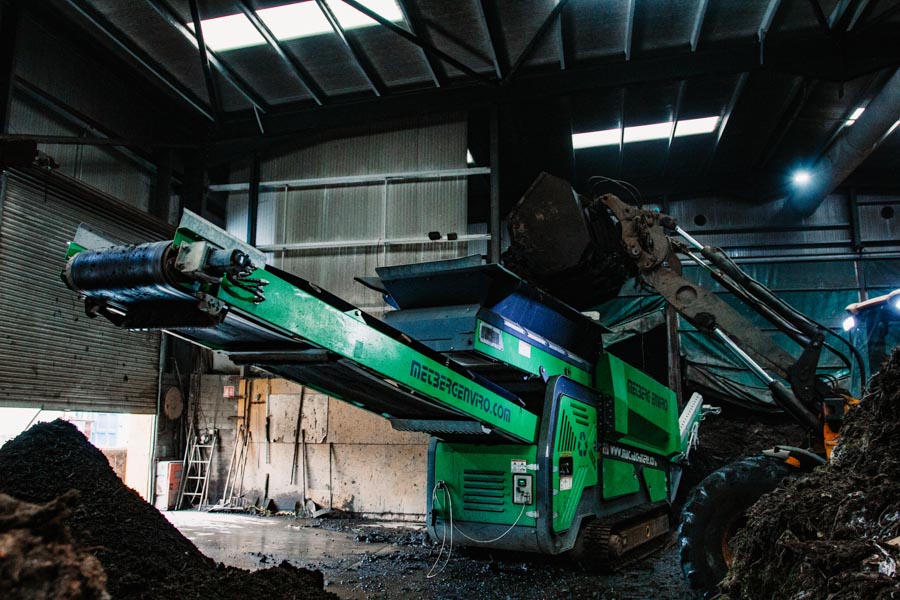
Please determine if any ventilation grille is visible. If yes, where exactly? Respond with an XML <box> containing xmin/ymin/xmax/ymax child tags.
<box><xmin>462</xmin><ymin>470</ymin><xmax>505</xmax><ymax>512</ymax></box>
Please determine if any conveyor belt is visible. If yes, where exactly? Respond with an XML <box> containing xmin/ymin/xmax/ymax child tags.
<box><xmin>64</xmin><ymin>227</ymin><xmax>539</xmax><ymax>444</ymax></box>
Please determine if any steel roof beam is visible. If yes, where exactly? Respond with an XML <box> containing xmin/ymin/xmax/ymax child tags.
<box><xmin>758</xmin><ymin>0</ymin><xmax>782</xmax><ymax>63</ymax></box>
<box><xmin>339</xmin><ymin>0</ymin><xmax>491</xmax><ymax>84</ymax></box>
<box><xmin>475</xmin><ymin>0</ymin><xmax>507</xmax><ymax>79</ymax></box>
<box><xmin>505</xmin><ymin>0</ymin><xmax>570</xmax><ymax>82</ymax></box>
<box><xmin>625</xmin><ymin>0</ymin><xmax>637</xmax><ymax>60</ymax></box>
<box><xmin>188</xmin><ymin>0</ymin><xmax>220</xmax><ymax>118</ymax></box>
<box><xmin>237</xmin><ymin>0</ymin><xmax>325</xmax><ymax>105</ymax></box>
<box><xmin>394</xmin><ymin>0</ymin><xmax>442</xmax><ymax>87</ymax></box>
<box><xmin>63</xmin><ymin>0</ymin><xmax>214</xmax><ymax>121</ymax></box>
<box><xmin>691</xmin><ymin>0</ymin><xmax>710</xmax><ymax>52</ymax></box>
<box><xmin>144</xmin><ymin>0</ymin><xmax>268</xmax><ymax>113</ymax></box>
<box><xmin>663</xmin><ymin>80</ymin><xmax>686</xmax><ymax>174</ymax></box>
<box><xmin>558</xmin><ymin>0</ymin><xmax>574</xmax><ymax>69</ymax></box>
<box><xmin>210</xmin><ymin>33</ymin><xmax>900</xmax><ymax>156</ymax></box>
<box><xmin>316</xmin><ymin>0</ymin><xmax>383</xmax><ymax>96</ymax></box>
<box><xmin>808</xmin><ymin>0</ymin><xmax>831</xmax><ymax>34</ymax></box>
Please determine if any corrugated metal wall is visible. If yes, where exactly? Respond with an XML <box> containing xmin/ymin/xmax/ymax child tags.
<box><xmin>0</xmin><ymin>169</ymin><xmax>171</xmax><ymax>413</ymax></box>
<box><xmin>7</xmin><ymin>14</ymin><xmax>157</xmax><ymax>213</ymax></box>
<box><xmin>227</xmin><ymin>113</ymin><xmax>471</xmax><ymax>312</ymax></box>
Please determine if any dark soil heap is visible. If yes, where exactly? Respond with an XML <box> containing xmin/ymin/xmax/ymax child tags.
<box><xmin>0</xmin><ymin>419</ymin><xmax>335</xmax><ymax>599</ymax></box>
<box><xmin>0</xmin><ymin>490</ymin><xmax>108</xmax><ymax>599</ymax></box>
<box><xmin>722</xmin><ymin>348</ymin><xmax>900</xmax><ymax>599</ymax></box>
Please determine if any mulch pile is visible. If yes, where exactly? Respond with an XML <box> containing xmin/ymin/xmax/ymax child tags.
<box><xmin>722</xmin><ymin>347</ymin><xmax>900</xmax><ymax>599</ymax></box>
<box><xmin>0</xmin><ymin>419</ymin><xmax>336</xmax><ymax>599</ymax></box>
<box><xmin>0</xmin><ymin>491</ymin><xmax>108</xmax><ymax>599</ymax></box>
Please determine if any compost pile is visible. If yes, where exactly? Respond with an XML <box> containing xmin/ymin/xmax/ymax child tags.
<box><xmin>0</xmin><ymin>420</ymin><xmax>335</xmax><ymax>600</ymax></box>
<box><xmin>722</xmin><ymin>347</ymin><xmax>900</xmax><ymax>599</ymax></box>
<box><xmin>0</xmin><ymin>491</ymin><xmax>108</xmax><ymax>599</ymax></box>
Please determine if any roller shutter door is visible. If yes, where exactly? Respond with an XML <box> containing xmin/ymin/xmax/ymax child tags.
<box><xmin>0</xmin><ymin>168</ymin><xmax>173</xmax><ymax>413</ymax></box>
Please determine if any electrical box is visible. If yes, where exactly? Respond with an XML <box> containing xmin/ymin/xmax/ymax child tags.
<box><xmin>513</xmin><ymin>474</ymin><xmax>533</xmax><ymax>505</ymax></box>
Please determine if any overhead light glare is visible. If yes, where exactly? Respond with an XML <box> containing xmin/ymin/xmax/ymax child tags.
<box><xmin>841</xmin><ymin>315</ymin><xmax>856</xmax><ymax>331</ymax></box>
<box><xmin>572</xmin><ymin>128</ymin><xmax>621</xmax><ymax>149</ymax></box>
<box><xmin>845</xmin><ymin>106</ymin><xmax>865</xmax><ymax>126</ymax></box>
<box><xmin>187</xmin><ymin>13</ymin><xmax>265</xmax><ymax>52</ymax></box>
<box><xmin>792</xmin><ymin>169</ymin><xmax>812</xmax><ymax>187</ymax></box>
<box><xmin>674</xmin><ymin>116</ymin><xmax>720</xmax><ymax>137</ymax></box>
<box><xmin>188</xmin><ymin>0</ymin><xmax>405</xmax><ymax>52</ymax></box>
<box><xmin>894</xmin><ymin>296</ymin><xmax>900</xmax><ymax>312</ymax></box>
<box><xmin>467</xmin><ymin>150</ymin><xmax>475</xmax><ymax>165</ymax></box>
<box><xmin>573</xmin><ymin>115</ymin><xmax>720</xmax><ymax>150</ymax></box>
<box><xmin>624</xmin><ymin>121</ymin><xmax>673</xmax><ymax>143</ymax></box>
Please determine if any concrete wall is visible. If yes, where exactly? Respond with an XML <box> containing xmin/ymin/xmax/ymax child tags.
<box><xmin>192</xmin><ymin>375</ymin><xmax>429</xmax><ymax>520</ymax></box>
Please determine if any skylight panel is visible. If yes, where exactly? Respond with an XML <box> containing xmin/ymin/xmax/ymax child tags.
<box><xmin>572</xmin><ymin>128</ymin><xmax>621</xmax><ymax>149</ymax></box>
<box><xmin>189</xmin><ymin>1</ymin><xmax>406</xmax><ymax>52</ymax></box>
<box><xmin>845</xmin><ymin>106</ymin><xmax>865</xmax><ymax>126</ymax></box>
<box><xmin>573</xmin><ymin>115</ymin><xmax>722</xmax><ymax>150</ymax></box>
<box><xmin>623</xmin><ymin>121</ymin><xmax>673</xmax><ymax>143</ymax></box>
<box><xmin>257</xmin><ymin>2</ymin><xmax>332</xmax><ymax>41</ymax></box>
<box><xmin>187</xmin><ymin>13</ymin><xmax>265</xmax><ymax>52</ymax></box>
<box><xmin>674</xmin><ymin>116</ymin><xmax>720</xmax><ymax>137</ymax></box>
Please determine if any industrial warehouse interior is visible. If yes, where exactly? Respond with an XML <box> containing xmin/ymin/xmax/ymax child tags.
<box><xmin>0</xmin><ymin>0</ymin><xmax>899</xmax><ymax>598</ymax></box>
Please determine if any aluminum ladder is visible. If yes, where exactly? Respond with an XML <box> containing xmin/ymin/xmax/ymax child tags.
<box><xmin>177</xmin><ymin>429</ymin><xmax>217</xmax><ymax>510</ymax></box>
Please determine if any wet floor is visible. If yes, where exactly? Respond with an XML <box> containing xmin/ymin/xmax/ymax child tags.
<box><xmin>166</xmin><ymin>511</ymin><xmax>692</xmax><ymax>599</ymax></box>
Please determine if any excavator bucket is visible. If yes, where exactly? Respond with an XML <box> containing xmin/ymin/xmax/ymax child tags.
<box><xmin>502</xmin><ymin>172</ymin><xmax>635</xmax><ymax>309</ymax></box>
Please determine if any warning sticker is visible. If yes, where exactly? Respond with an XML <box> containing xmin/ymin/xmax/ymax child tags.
<box><xmin>559</xmin><ymin>476</ymin><xmax>573</xmax><ymax>491</ymax></box>
<box><xmin>511</xmin><ymin>459</ymin><xmax>527</xmax><ymax>473</ymax></box>
<box><xmin>518</xmin><ymin>340</ymin><xmax>531</xmax><ymax>358</ymax></box>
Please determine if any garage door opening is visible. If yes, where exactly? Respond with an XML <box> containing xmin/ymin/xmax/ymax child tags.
<box><xmin>0</xmin><ymin>408</ymin><xmax>155</xmax><ymax>500</ymax></box>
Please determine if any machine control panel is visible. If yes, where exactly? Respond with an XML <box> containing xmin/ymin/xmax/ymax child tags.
<box><xmin>513</xmin><ymin>474</ymin><xmax>533</xmax><ymax>505</ymax></box>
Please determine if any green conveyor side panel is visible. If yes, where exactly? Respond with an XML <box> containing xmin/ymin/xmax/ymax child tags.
<box><xmin>594</xmin><ymin>353</ymin><xmax>680</xmax><ymax>456</ymax></box>
<box><xmin>168</xmin><ymin>232</ymin><xmax>539</xmax><ymax>444</ymax></box>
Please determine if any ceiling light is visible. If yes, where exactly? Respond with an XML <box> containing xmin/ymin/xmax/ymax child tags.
<box><xmin>189</xmin><ymin>0</ymin><xmax>405</xmax><ymax>52</ymax></box>
<box><xmin>572</xmin><ymin>128</ymin><xmax>621</xmax><ymax>149</ymax></box>
<box><xmin>624</xmin><ymin>121</ymin><xmax>673</xmax><ymax>143</ymax></box>
<box><xmin>841</xmin><ymin>315</ymin><xmax>856</xmax><ymax>331</ymax></box>
<box><xmin>573</xmin><ymin>115</ymin><xmax>721</xmax><ymax>150</ymax></box>
<box><xmin>894</xmin><ymin>296</ymin><xmax>900</xmax><ymax>311</ymax></box>
<box><xmin>466</xmin><ymin>150</ymin><xmax>475</xmax><ymax>165</ymax></box>
<box><xmin>792</xmin><ymin>169</ymin><xmax>812</xmax><ymax>187</ymax></box>
<box><xmin>674</xmin><ymin>116</ymin><xmax>720</xmax><ymax>137</ymax></box>
<box><xmin>187</xmin><ymin>13</ymin><xmax>265</xmax><ymax>52</ymax></box>
<box><xmin>845</xmin><ymin>106</ymin><xmax>865</xmax><ymax>126</ymax></box>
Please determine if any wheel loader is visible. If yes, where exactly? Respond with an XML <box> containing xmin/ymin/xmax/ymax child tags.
<box><xmin>61</xmin><ymin>172</ymin><xmax>858</xmax><ymax>593</ymax></box>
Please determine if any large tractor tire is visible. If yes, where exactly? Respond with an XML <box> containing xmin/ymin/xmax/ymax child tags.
<box><xmin>677</xmin><ymin>456</ymin><xmax>795</xmax><ymax>597</ymax></box>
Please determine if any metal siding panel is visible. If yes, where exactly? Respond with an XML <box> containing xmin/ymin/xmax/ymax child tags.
<box><xmin>252</xmin><ymin>113</ymin><xmax>470</xmax><ymax>310</ymax></box>
<box><xmin>0</xmin><ymin>171</ymin><xmax>166</xmax><ymax>413</ymax></box>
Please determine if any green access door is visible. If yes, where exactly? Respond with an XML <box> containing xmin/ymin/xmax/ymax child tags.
<box><xmin>552</xmin><ymin>396</ymin><xmax>598</xmax><ymax>533</ymax></box>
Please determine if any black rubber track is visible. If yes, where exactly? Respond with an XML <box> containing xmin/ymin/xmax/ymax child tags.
<box><xmin>677</xmin><ymin>455</ymin><xmax>795</xmax><ymax>598</ymax></box>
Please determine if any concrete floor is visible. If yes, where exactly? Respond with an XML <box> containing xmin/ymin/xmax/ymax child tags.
<box><xmin>165</xmin><ymin>511</ymin><xmax>691</xmax><ymax>599</ymax></box>
<box><xmin>166</xmin><ymin>511</ymin><xmax>392</xmax><ymax>570</ymax></box>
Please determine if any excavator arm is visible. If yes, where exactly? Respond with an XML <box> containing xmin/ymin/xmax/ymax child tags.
<box><xmin>503</xmin><ymin>173</ymin><xmax>858</xmax><ymax>453</ymax></box>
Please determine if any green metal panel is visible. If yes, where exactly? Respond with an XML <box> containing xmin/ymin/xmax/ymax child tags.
<box><xmin>432</xmin><ymin>443</ymin><xmax>537</xmax><ymax>526</ymax></box>
<box><xmin>602</xmin><ymin>458</ymin><xmax>639</xmax><ymax>499</ymax></box>
<box><xmin>473</xmin><ymin>320</ymin><xmax>592</xmax><ymax>386</ymax></box>
<box><xmin>641</xmin><ymin>467</ymin><xmax>668</xmax><ymax>504</ymax></box>
<box><xmin>211</xmin><ymin>269</ymin><xmax>538</xmax><ymax>441</ymax></box>
<box><xmin>551</xmin><ymin>396</ymin><xmax>598</xmax><ymax>533</ymax></box>
<box><xmin>68</xmin><ymin>230</ymin><xmax>539</xmax><ymax>443</ymax></box>
<box><xmin>594</xmin><ymin>353</ymin><xmax>679</xmax><ymax>456</ymax></box>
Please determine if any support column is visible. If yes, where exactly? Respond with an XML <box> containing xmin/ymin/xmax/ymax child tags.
<box><xmin>0</xmin><ymin>1</ymin><xmax>21</xmax><ymax>134</ymax></box>
<box><xmin>489</xmin><ymin>106</ymin><xmax>500</xmax><ymax>263</ymax></box>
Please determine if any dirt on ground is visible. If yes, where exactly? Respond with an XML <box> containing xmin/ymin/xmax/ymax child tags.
<box><xmin>0</xmin><ymin>490</ymin><xmax>109</xmax><ymax>599</ymax></box>
<box><xmin>721</xmin><ymin>347</ymin><xmax>900</xmax><ymax>599</ymax></box>
<box><xmin>220</xmin><ymin>515</ymin><xmax>691</xmax><ymax>599</ymax></box>
<box><xmin>0</xmin><ymin>419</ymin><xmax>335</xmax><ymax>600</ymax></box>
<box><xmin>677</xmin><ymin>400</ymin><xmax>807</xmax><ymax>500</ymax></box>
